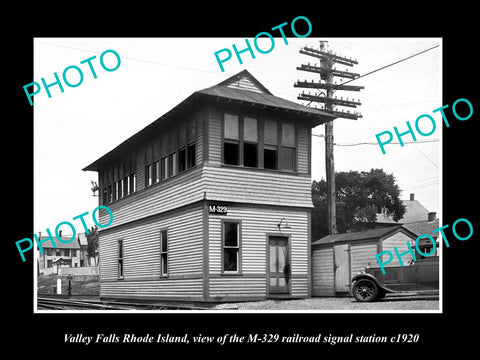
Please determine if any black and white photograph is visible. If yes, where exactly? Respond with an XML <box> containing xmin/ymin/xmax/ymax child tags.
<box><xmin>32</xmin><ymin>37</ymin><xmax>441</xmax><ymax>313</ymax></box>
<box><xmin>7</xmin><ymin>7</ymin><xmax>478</xmax><ymax>355</ymax></box>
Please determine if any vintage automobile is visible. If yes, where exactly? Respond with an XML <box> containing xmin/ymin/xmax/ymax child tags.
<box><xmin>351</xmin><ymin>257</ymin><xmax>439</xmax><ymax>302</ymax></box>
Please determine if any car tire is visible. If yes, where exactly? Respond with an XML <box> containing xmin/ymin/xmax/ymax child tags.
<box><xmin>352</xmin><ymin>278</ymin><xmax>379</xmax><ymax>302</ymax></box>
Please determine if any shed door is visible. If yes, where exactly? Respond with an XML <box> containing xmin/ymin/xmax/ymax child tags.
<box><xmin>268</xmin><ymin>236</ymin><xmax>289</xmax><ymax>294</ymax></box>
<box><xmin>334</xmin><ymin>244</ymin><xmax>350</xmax><ymax>294</ymax></box>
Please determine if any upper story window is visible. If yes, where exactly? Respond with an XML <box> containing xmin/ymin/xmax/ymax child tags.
<box><xmin>224</xmin><ymin>114</ymin><xmax>239</xmax><ymax>166</ymax></box>
<box><xmin>101</xmin><ymin>157</ymin><xmax>136</xmax><ymax>206</ymax></box>
<box><xmin>243</xmin><ymin>117</ymin><xmax>258</xmax><ymax>168</ymax></box>
<box><xmin>145</xmin><ymin>117</ymin><xmax>197</xmax><ymax>187</ymax></box>
<box><xmin>223</xmin><ymin>114</ymin><xmax>295</xmax><ymax>172</ymax></box>
<box><xmin>101</xmin><ymin>118</ymin><xmax>197</xmax><ymax>205</ymax></box>
<box><xmin>263</xmin><ymin>119</ymin><xmax>277</xmax><ymax>170</ymax></box>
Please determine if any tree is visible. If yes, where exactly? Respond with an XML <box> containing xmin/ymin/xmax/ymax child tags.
<box><xmin>312</xmin><ymin>169</ymin><xmax>405</xmax><ymax>240</ymax></box>
<box><xmin>85</xmin><ymin>226</ymin><xmax>99</xmax><ymax>266</ymax></box>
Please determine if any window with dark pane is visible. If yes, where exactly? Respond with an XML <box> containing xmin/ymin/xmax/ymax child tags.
<box><xmin>145</xmin><ymin>164</ymin><xmax>152</xmax><ymax>187</ymax></box>
<box><xmin>243</xmin><ymin>117</ymin><xmax>258</xmax><ymax>167</ymax></box>
<box><xmin>178</xmin><ymin>146</ymin><xmax>186</xmax><ymax>173</ymax></box>
<box><xmin>153</xmin><ymin>161</ymin><xmax>159</xmax><ymax>183</ymax></box>
<box><xmin>161</xmin><ymin>156</ymin><xmax>168</xmax><ymax>180</ymax></box>
<box><xmin>223</xmin><ymin>222</ymin><xmax>239</xmax><ymax>272</ymax></box>
<box><xmin>187</xmin><ymin>142</ymin><xmax>196</xmax><ymax>168</ymax></box>
<box><xmin>263</xmin><ymin>120</ymin><xmax>278</xmax><ymax>170</ymax></box>
<box><xmin>118</xmin><ymin>240</ymin><xmax>124</xmax><ymax>279</ymax></box>
<box><xmin>160</xmin><ymin>230</ymin><xmax>168</xmax><ymax>276</ymax></box>
<box><xmin>280</xmin><ymin>122</ymin><xmax>295</xmax><ymax>171</ymax></box>
<box><xmin>224</xmin><ymin>114</ymin><xmax>239</xmax><ymax>165</ymax></box>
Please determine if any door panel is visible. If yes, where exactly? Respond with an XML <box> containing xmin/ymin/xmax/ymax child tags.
<box><xmin>334</xmin><ymin>244</ymin><xmax>350</xmax><ymax>294</ymax></box>
<box><xmin>268</xmin><ymin>236</ymin><xmax>289</xmax><ymax>294</ymax></box>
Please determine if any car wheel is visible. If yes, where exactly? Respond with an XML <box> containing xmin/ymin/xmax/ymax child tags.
<box><xmin>352</xmin><ymin>279</ymin><xmax>378</xmax><ymax>302</ymax></box>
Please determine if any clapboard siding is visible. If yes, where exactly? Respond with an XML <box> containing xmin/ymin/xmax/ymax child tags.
<box><xmin>208</xmin><ymin>206</ymin><xmax>309</xmax><ymax>298</ymax></box>
<box><xmin>297</xmin><ymin>125</ymin><xmax>310</xmax><ymax>174</ymax></box>
<box><xmin>291</xmin><ymin>277</ymin><xmax>309</xmax><ymax>297</ymax></box>
<box><xmin>203</xmin><ymin>166</ymin><xmax>313</xmax><ymax>208</ymax></box>
<box><xmin>312</xmin><ymin>247</ymin><xmax>334</xmax><ymax>296</ymax></box>
<box><xmin>98</xmin><ymin>167</ymin><xmax>204</xmax><ymax>227</ymax></box>
<box><xmin>99</xmin><ymin>206</ymin><xmax>203</xmax><ymax>298</ymax></box>
<box><xmin>381</xmin><ymin>232</ymin><xmax>415</xmax><ymax>266</ymax></box>
<box><xmin>208</xmin><ymin>111</ymin><xmax>222</xmax><ymax>164</ymax></box>
<box><xmin>101</xmin><ymin>278</ymin><xmax>203</xmax><ymax>299</ymax></box>
<box><xmin>350</xmin><ymin>242</ymin><xmax>378</xmax><ymax>276</ymax></box>
<box><xmin>209</xmin><ymin>277</ymin><xmax>266</xmax><ymax>299</ymax></box>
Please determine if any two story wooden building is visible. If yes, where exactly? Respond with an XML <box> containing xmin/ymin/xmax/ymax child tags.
<box><xmin>83</xmin><ymin>70</ymin><xmax>335</xmax><ymax>303</ymax></box>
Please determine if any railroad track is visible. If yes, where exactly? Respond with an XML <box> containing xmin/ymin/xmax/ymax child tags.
<box><xmin>37</xmin><ymin>297</ymin><xmax>214</xmax><ymax>311</ymax></box>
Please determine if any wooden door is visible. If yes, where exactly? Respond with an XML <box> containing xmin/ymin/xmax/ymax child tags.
<box><xmin>268</xmin><ymin>236</ymin><xmax>289</xmax><ymax>294</ymax></box>
<box><xmin>334</xmin><ymin>244</ymin><xmax>350</xmax><ymax>294</ymax></box>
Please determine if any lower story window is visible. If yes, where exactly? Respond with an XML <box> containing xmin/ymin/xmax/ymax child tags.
<box><xmin>118</xmin><ymin>239</ymin><xmax>124</xmax><ymax>279</ymax></box>
<box><xmin>223</xmin><ymin>222</ymin><xmax>240</xmax><ymax>272</ymax></box>
<box><xmin>160</xmin><ymin>230</ymin><xmax>168</xmax><ymax>276</ymax></box>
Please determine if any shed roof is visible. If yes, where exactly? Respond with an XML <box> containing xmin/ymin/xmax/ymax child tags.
<box><xmin>83</xmin><ymin>70</ymin><xmax>336</xmax><ymax>172</ymax></box>
<box><xmin>311</xmin><ymin>226</ymin><xmax>417</xmax><ymax>246</ymax></box>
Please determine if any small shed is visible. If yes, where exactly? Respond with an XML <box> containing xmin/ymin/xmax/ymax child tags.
<box><xmin>311</xmin><ymin>226</ymin><xmax>418</xmax><ymax>297</ymax></box>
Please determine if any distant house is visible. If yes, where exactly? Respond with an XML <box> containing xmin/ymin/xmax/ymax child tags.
<box><xmin>375</xmin><ymin>193</ymin><xmax>439</xmax><ymax>257</ymax></box>
<box><xmin>37</xmin><ymin>231</ymin><xmax>81</xmax><ymax>275</ymax></box>
<box><xmin>311</xmin><ymin>226</ymin><xmax>418</xmax><ymax>297</ymax></box>
<box><xmin>376</xmin><ymin>193</ymin><xmax>437</xmax><ymax>226</ymax></box>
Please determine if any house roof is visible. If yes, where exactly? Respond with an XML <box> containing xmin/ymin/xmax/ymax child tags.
<box><xmin>376</xmin><ymin>199</ymin><xmax>432</xmax><ymax>224</ymax></box>
<box><xmin>404</xmin><ymin>218</ymin><xmax>440</xmax><ymax>240</ymax></box>
<box><xmin>311</xmin><ymin>225</ymin><xmax>417</xmax><ymax>246</ymax></box>
<box><xmin>83</xmin><ymin>70</ymin><xmax>336</xmax><ymax>172</ymax></box>
<box><xmin>36</xmin><ymin>235</ymin><xmax>81</xmax><ymax>250</ymax></box>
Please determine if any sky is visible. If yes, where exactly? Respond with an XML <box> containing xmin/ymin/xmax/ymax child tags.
<box><xmin>33</xmin><ymin>37</ymin><xmax>441</xmax><ymax>235</ymax></box>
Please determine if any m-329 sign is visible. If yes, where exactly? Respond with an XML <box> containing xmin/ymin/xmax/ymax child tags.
<box><xmin>209</xmin><ymin>205</ymin><xmax>228</xmax><ymax>215</ymax></box>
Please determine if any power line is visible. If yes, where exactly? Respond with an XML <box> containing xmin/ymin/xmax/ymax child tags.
<box><xmin>312</xmin><ymin>133</ymin><xmax>439</xmax><ymax>146</ymax></box>
<box><xmin>35</xmin><ymin>40</ymin><xmax>228</xmax><ymax>77</ymax></box>
<box><xmin>338</xmin><ymin>44</ymin><xmax>440</xmax><ymax>87</ymax></box>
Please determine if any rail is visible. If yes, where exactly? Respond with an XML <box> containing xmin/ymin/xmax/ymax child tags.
<box><xmin>37</xmin><ymin>297</ymin><xmax>216</xmax><ymax>310</ymax></box>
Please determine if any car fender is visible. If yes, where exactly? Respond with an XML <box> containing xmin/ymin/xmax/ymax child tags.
<box><xmin>351</xmin><ymin>273</ymin><xmax>394</xmax><ymax>294</ymax></box>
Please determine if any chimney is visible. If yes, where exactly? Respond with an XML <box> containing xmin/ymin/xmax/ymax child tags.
<box><xmin>428</xmin><ymin>212</ymin><xmax>436</xmax><ymax>221</ymax></box>
<box><xmin>59</xmin><ymin>230</ymin><xmax>62</xmax><ymax>238</ymax></box>
<box><xmin>410</xmin><ymin>193</ymin><xmax>415</xmax><ymax>201</ymax></box>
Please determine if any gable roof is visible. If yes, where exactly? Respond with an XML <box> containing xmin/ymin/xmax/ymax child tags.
<box><xmin>311</xmin><ymin>225</ymin><xmax>417</xmax><ymax>247</ymax></box>
<box><xmin>36</xmin><ymin>235</ymin><xmax>81</xmax><ymax>250</ymax></box>
<box><xmin>197</xmin><ymin>70</ymin><xmax>335</xmax><ymax>119</ymax></box>
<box><xmin>83</xmin><ymin>70</ymin><xmax>336</xmax><ymax>172</ymax></box>
<box><xmin>376</xmin><ymin>199</ymin><xmax>432</xmax><ymax>224</ymax></box>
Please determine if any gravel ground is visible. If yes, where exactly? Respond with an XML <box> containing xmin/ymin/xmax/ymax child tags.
<box><xmin>216</xmin><ymin>296</ymin><xmax>440</xmax><ymax>311</ymax></box>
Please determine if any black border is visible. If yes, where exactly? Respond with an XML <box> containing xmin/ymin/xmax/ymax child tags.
<box><xmin>7</xmin><ymin>5</ymin><xmax>478</xmax><ymax>355</ymax></box>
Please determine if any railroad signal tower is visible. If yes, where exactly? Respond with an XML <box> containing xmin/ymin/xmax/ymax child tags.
<box><xmin>295</xmin><ymin>41</ymin><xmax>364</xmax><ymax>234</ymax></box>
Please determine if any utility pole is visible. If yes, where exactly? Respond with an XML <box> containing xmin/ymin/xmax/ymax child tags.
<box><xmin>295</xmin><ymin>41</ymin><xmax>363</xmax><ymax>235</ymax></box>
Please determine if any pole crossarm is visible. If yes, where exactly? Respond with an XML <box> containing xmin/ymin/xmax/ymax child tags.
<box><xmin>299</xmin><ymin>46</ymin><xmax>358</xmax><ymax>66</ymax></box>
<box><xmin>294</xmin><ymin>80</ymin><xmax>364</xmax><ymax>92</ymax></box>
<box><xmin>297</xmin><ymin>92</ymin><xmax>361</xmax><ymax>108</ymax></box>
<box><xmin>296</xmin><ymin>64</ymin><xmax>360</xmax><ymax>80</ymax></box>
